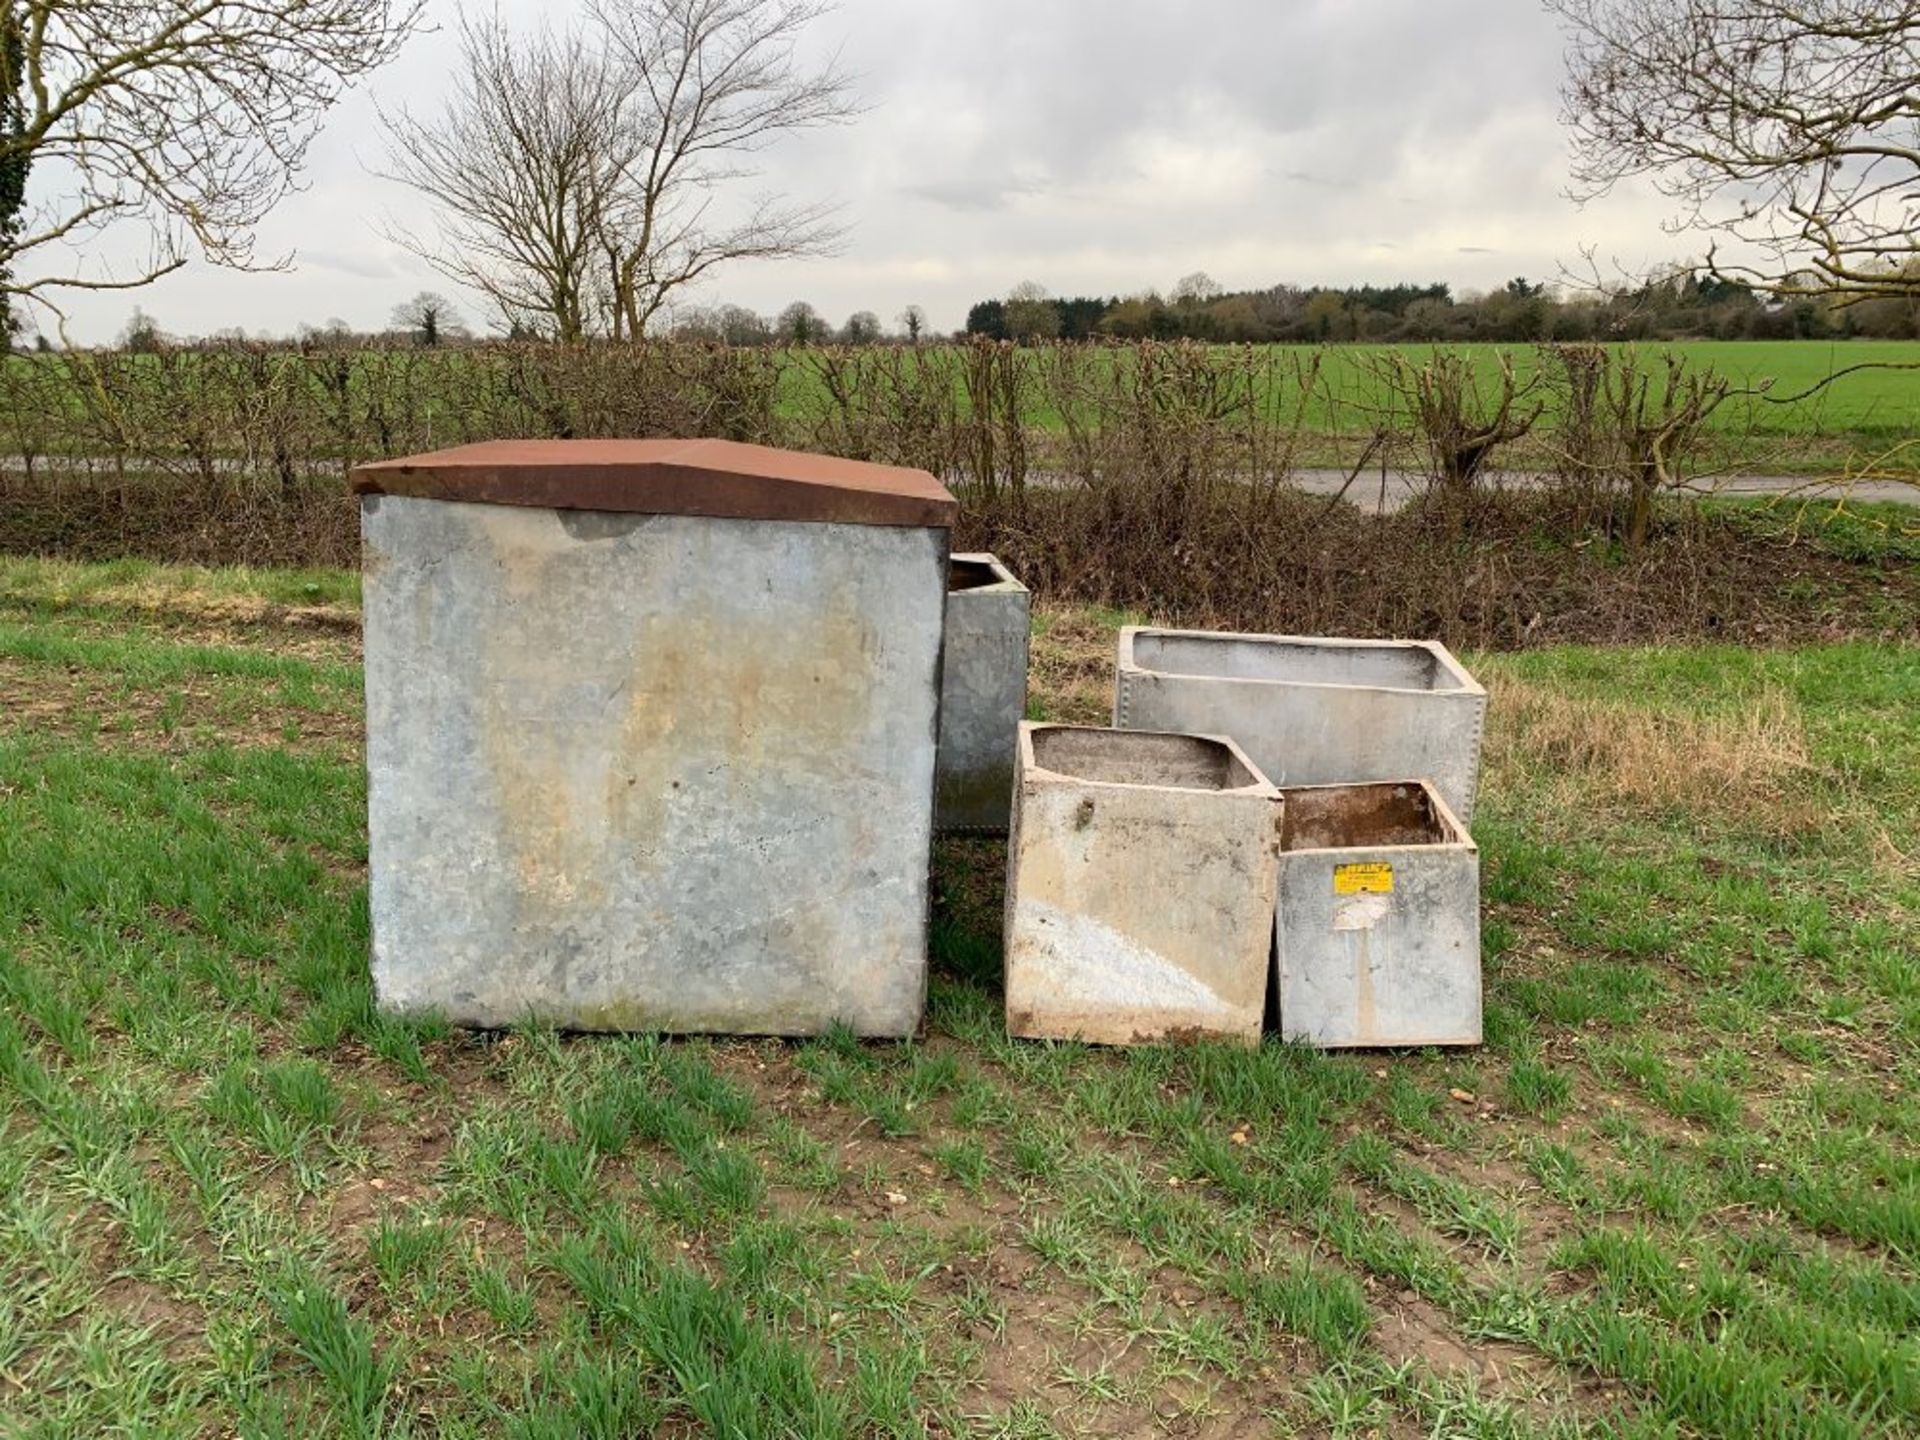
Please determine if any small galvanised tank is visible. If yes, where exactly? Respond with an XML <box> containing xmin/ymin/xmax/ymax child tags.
<box><xmin>354</xmin><ymin>438</ymin><xmax>956</xmax><ymax>1037</ymax></box>
<box><xmin>1274</xmin><ymin>779</ymin><xmax>1481</xmax><ymax>1049</ymax></box>
<box><xmin>935</xmin><ymin>553</ymin><xmax>1030</xmax><ymax>834</ymax></box>
<box><xmin>1003</xmin><ymin>723</ymin><xmax>1282</xmax><ymax>1046</ymax></box>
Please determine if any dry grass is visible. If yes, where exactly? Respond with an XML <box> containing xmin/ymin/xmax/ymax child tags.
<box><xmin>1479</xmin><ymin>666</ymin><xmax>1825</xmax><ymax>832</ymax></box>
<box><xmin>1025</xmin><ymin>603</ymin><xmax>1128</xmax><ymax>726</ymax></box>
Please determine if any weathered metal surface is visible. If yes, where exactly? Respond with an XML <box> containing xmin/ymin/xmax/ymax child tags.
<box><xmin>353</xmin><ymin>438</ymin><xmax>958</xmax><ymax>529</ymax></box>
<box><xmin>361</xmin><ymin>493</ymin><xmax>948</xmax><ymax>1036</ymax></box>
<box><xmin>1275</xmin><ymin>780</ymin><xmax>1481</xmax><ymax>1049</ymax></box>
<box><xmin>1004</xmin><ymin>724</ymin><xmax>1282</xmax><ymax>1046</ymax></box>
<box><xmin>1114</xmin><ymin>627</ymin><xmax>1487</xmax><ymax>822</ymax></box>
<box><xmin>935</xmin><ymin>554</ymin><xmax>1030</xmax><ymax>834</ymax></box>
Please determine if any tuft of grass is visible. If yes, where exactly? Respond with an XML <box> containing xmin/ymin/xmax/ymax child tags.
<box><xmin>269</xmin><ymin>1267</ymin><xmax>402</xmax><ymax>1438</ymax></box>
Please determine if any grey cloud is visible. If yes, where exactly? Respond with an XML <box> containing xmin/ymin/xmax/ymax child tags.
<box><xmin>1274</xmin><ymin>170</ymin><xmax>1356</xmax><ymax>191</ymax></box>
<box><xmin>300</xmin><ymin>248</ymin><xmax>398</xmax><ymax>279</ymax></box>
<box><xmin>904</xmin><ymin>177</ymin><xmax>1042</xmax><ymax>213</ymax></box>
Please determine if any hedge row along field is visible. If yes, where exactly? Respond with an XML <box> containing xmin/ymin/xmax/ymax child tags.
<box><xmin>2</xmin><ymin>338</ymin><xmax>1916</xmax><ymax>475</ymax></box>
<box><xmin>3</xmin><ymin>337</ymin><xmax>1913</xmax><ymax>653</ymax></box>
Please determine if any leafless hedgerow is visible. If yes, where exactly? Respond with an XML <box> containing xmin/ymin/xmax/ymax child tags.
<box><xmin>2</xmin><ymin>337</ymin><xmax>1910</xmax><ymax>647</ymax></box>
<box><xmin>1544</xmin><ymin>343</ymin><xmax>1737</xmax><ymax>547</ymax></box>
<box><xmin>0</xmin><ymin>1</ymin><xmax>424</xmax><ymax>320</ymax></box>
<box><xmin>794</xmin><ymin>344</ymin><xmax>967</xmax><ymax>475</ymax></box>
<box><xmin>1036</xmin><ymin>341</ymin><xmax>1323</xmax><ymax>540</ymax></box>
<box><xmin>1362</xmin><ymin>349</ymin><xmax>1545</xmax><ymax>528</ymax></box>
<box><xmin>1549</xmin><ymin>0</ymin><xmax>1920</xmax><ymax>304</ymax></box>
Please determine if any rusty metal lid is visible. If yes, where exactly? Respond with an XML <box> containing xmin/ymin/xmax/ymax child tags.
<box><xmin>351</xmin><ymin>438</ymin><xmax>957</xmax><ymax>529</ymax></box>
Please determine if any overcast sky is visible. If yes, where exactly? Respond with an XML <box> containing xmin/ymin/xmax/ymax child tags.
<box><xmin>35</xmin><ymin>0</ymin><xmax>1693</xmax><ymax>344</ymax></box>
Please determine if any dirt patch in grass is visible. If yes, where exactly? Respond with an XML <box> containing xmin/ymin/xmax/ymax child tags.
<box><xmin>96</xmin><ymin>1275</ymin><xmax>208</xmax><ymax>1360</ymax></box>
<box><xmin>962</xmin><ymin>1248</ymin><xmax>1302</xmax><ymax>1439</ymax></box>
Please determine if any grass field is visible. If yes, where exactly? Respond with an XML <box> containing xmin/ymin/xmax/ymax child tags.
<box><xmin>1</xmin><ymin>557</ymin><xmax>1916</xmax><ymax>1437</ymax></box>
<box><xmin>1301</xmin><ymin>340</ymin><xmax>1920</xmax><ymax>443</ymax></box>
<box><xmin>927</xmin><ymin>339</ymin><xmax>1920</xmax><ymax>445</ymax></box>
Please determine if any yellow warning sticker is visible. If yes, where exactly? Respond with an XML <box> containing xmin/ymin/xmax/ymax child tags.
<box><xmin>1334</xmin><ymin>862</ymin><xmax>1394</xmax><ymax>895</ymax></box>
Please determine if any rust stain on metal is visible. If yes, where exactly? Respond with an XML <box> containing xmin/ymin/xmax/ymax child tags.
<box><xmin>1283</xmin><ymin>781</ymin><xmax>1451</xmax><ymax>850</ymax></box>
<box><xmin>470</xmin><ymin>519</ymin><xmax>878</xmax><ymax>945</ymax></box>
<box><xmin>351</xmin><ymin>437</ymin><xmax>957</xmax><ymax>529</ymax></box>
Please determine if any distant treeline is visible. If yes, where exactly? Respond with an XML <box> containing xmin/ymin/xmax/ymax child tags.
<box><xmin>63</xmin><ymin>272</ymin><xmax>1920</xmax><ymax>357</ymax></box>
<box><xmin>957</xmin><ymin>275</ymin><xmax>1920</xmax><ymax>344</ymax></box>
<box><xmin>665</xmin><ymin>273</ymin><xmax>1920</xmax><ymax>348</ymax></box>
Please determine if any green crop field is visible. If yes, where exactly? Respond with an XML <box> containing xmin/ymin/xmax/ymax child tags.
<box><xmin>1</xmin><ymin>555</ymin><xmax>1915</xmax><ymax>1437</ymax></box>
<box><xmin>1303</xmin><ymin>340</ymin><xmax>1920</xmax><ymax>441</ymax></box>
<box><xmin>759</xmin><ymin>338</ymin><xmax>1920</xmax><ymax>448</ymax></box>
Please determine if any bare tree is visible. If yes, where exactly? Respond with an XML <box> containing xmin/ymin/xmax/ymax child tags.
<box><xmin>381</xmin><ymin>0</ymin><xmax>857</xmax><ymax>342</ymax></box>
<box><xmin>840</xmin><ymin>309</ymin><xmax>880</xmax><ymax>344</ymax></box>
<box><xmin>896</xmin><ymin>303</ymin><xmax>926</xmax><ymax>342</ymax></box>
<box><xmin>1171</xmin><ymin>270</ymin><xmax>1223</xmax><ymax>305</ymax></box>
<box><xmin>378</xmin><ymin>15</ymin><xmax>630</xmax><ymax>341</ymax></box>
<box><xmin>585</xmin><ymin>0</ymin><xmax>862</xmax><ymax>339</ymax></box>
<box><xmin>0</xmin><ymin>0</ymin><xmax>422</xmax><ymax>321</ymax></box>
<box><xmin>117</xmin><ymin>305</ymin><xmax>164</xmax><ymax>352</ymax></box>
<box><xmin>391</xmin><ymin>290</ymin><xmax>466</xmax><ymax>347</ymax></box>
<box><xmin>717</xmin><ymin>302</ymin><xmax>772</xmax><ymax>344</ymax></box>
<box><xmin>1550</xmin><ymin>0</ymin><xmax>1920</xmax><ymax>303</ymax></box>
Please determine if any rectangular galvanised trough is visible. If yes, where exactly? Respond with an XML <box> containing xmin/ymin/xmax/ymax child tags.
<box><xmin>936</xmin><ymin>553</ymin><xmax>1030</xmax><ymax>834</ymax></box>
<box><xmin>1275</xmin><ymin>779</ymin><xmax>1481</xmax><ymax>1049</ymax></box>
<box><xmin>353</xmin><ymin>438</ymin><xmax>957</xmax><ymax>1037</ymax></box>
<box><xmin>1004</xmin><ymin>723</ymin><xmax>1282</xmax><ymax>1046</ymax></box>
<box><xmin>1114</xmin><ymin>628</ymin><xmax>1487</xmax><ymax>823</ymax></box>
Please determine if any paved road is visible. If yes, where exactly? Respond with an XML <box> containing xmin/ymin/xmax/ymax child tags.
<box><xmin>1289</xmin><ymin>468</ymin><xmax>1919</xmax><ymax>513</ymax></box>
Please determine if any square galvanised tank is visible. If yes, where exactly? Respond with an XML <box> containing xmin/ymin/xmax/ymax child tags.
<box><xmin>1114</xmin><ymin>628</ymin><xmax>1487</xmax><ymax>823</ymax></box>
<box><xmin>1004</xmin><ymin>724</ymin><xmax>1282</xmax><ymax>1046</ymax></box>
<box><xmin>353</xmin><ymin>439</ymin><xmax>957</xmax><ymax>1036</ymax></box>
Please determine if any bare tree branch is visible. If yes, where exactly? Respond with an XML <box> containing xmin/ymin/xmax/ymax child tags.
<box><xmin>589</xmin><ymin>0</ymin><xmax>862</xmax><ymax>338</ymax></box>
<box><xmin>376</xmin><ymin>14</ymin><xmax>631</xmax><ymax>342</ymax></box>
<box><xmin>1549</xmin><ymin>0</ymin><xmax>1920</xmax><ymax>302</ymax></box>
<box><xmin>0</xmin><ymin>0</ymin><xmax>423</xmax><ymax>313</ymax></box>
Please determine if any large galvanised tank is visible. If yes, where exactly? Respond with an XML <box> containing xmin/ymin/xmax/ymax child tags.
<box><xmin>354</xmin><ymin>439</ymin><xmax>956</xmax><ymax>1037</ymax></box>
